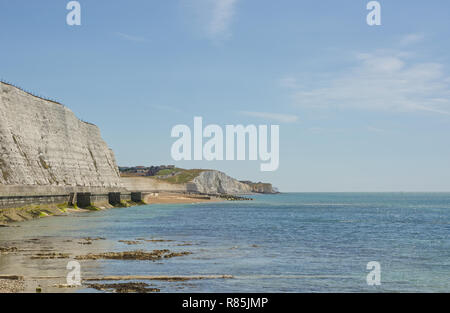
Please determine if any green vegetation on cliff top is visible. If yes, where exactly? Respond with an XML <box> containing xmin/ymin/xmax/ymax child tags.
<box><xmin>120</xmin><ymin>167</ymin><xmax>206</xmax><ymax>184</ymax></box>
<box><xmin>155</xmin><ymin>168</ymin><xmax>204</xmax><ymax>184</ymax></box>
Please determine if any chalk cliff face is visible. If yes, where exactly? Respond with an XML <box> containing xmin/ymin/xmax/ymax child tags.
<box><xmin>190</xmin><ymin>171</ymin><xmax>252</xmax><ymax>194</ymax></box>
<box><xmin>0</xmin><ymin>82</ymin><xmax>121</xmax><ymax>189</ymax></box>
<box><xmin>241</xmin><ymin>181</ymin><xmax>277</xmax><ymax>194</ymax></box>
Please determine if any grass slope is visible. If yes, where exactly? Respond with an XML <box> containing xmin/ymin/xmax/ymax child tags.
<box><xmin>154</xmin><ymin>168</ymin><xmax>205</xmax><ymax>184</ymax></box>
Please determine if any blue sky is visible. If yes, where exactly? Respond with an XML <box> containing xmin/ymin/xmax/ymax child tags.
<box><xmin>1</xmin><ymin>0</ymin><xmax>450</xmax><ymax>192</ymax></box>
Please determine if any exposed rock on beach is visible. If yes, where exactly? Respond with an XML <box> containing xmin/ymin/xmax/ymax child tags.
<box><xmin>75</xmin><ymin>249</ymin><xmax>191</xmax><ymax>261</ymax></box>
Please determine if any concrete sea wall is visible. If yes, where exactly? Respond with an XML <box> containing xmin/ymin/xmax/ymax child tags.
<box><xmin>0</xmin><ymin>191</ymin><xmax>142</xmax><ymax>210</ymax></box>
<box><xmin>121</xmin><ymin>177</ymin><xmax>188</xmax><ymax>193</ymax></box>
<box><xmin>0</xmin><ymin>194</ymin><xmax>70</xmax><ymax>210</ymax></box>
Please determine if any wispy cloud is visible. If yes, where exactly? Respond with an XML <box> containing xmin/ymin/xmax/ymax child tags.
<box><xmin>209</xmin><ymin>0</ymin><xmax>238</xmax><ymax>40</ymax></box>
<box><xmin>400</xmin><ymin>33</ymin><xmax>425</xmax><ymax>46</ymax></box>
<box><xmin>116</xmin><ymin>32</ymin><xmax>147</xmax><ymax>43</ymax></box>
<box><xmin>288</xmin><ymin>48</ymin><xmax>450</xmax><ymax>115</ymax></box>
<box><xmin>240</xmin><ymin>111</ymin><xmax>299</xmax><ymax>123</ymax></box>
<box><xmin>184</xmin><ymin>0</ymin><xmax>239</xmax><ymax>42</ymax></box>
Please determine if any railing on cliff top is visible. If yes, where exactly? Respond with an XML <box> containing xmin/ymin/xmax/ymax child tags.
<box><xmin>0</xmin><ymin>79</ymin><xmax>63</xmax><ymax>106</ymax></box>
<box><xmin>0</xmin><ymin>79</ymin><xmax>96</xmax><ymax>126</ymax></box>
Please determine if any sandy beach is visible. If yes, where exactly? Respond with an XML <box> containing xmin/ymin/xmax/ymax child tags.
<box><xmin>143</xmin><ymin>192</ymin><xmax>224</xmax><ymax>205</ymax></box>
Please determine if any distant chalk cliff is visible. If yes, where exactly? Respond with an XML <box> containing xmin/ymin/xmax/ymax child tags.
<box><xmin>0</xmin><ymin>82</ymin><xmax>122</xmax><ymax>189</ymax></box>
<box><xmin>121</xmin><ymin>166</ymin><xmax>277</xmax><ymax>195</ymax></box>
<box><xmin>190</xmin><ymin>170</ymin><xmax>252</xmax><ymax>194</ymax></box>
<box><xmin>240</xmin><ymin>181</ymin><xmax>278</xmax><ymax>194</ymax></box>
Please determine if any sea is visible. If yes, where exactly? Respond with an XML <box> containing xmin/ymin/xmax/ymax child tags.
<box><xmin>1</xmin><ymin>192</ymin><xmax>449</xmax><ymax>292</ymax></box>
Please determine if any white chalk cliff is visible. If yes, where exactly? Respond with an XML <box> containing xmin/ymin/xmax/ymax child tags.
<box><xmin>0</xmin><ymin>82</ymin><xmax>121</xmax><ymax>188</ymax></box>
<box><xmin>190</xmin><ymin>171</ymin><xmax>252</xmax><ymax>194</ymax></box>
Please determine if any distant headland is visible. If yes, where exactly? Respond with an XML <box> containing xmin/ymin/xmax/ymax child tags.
<box><xmin>120</xmin><ymin>165</ymin><xmax>278</xmax><ymax>195</ymax></box>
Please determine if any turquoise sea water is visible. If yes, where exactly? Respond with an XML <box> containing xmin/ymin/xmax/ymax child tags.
<box><xmin>1</xmin><ymin>193</ymin><xmax>450</xmax><ymax>292</ymax></box>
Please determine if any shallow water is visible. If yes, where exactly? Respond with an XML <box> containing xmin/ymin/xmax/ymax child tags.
<box><xmin>1</xmin><ymin>193</ymin><xmax>450</xmax><ymax>292</ymax></box>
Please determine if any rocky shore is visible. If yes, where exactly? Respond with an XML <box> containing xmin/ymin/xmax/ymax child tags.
<box><xmin>0</xmin><ymin>201</ymin><xmax>144</xmax><ymax>225</ymax></box>
<box><xmin>0</xmin><ymin>235</ymin><xmax>233</xmax><ymax>293</ymax></box>
<box><xmin>0</xmin><ymin>276</ymin><xmax>25</xmax><ymax>293</ymax></box>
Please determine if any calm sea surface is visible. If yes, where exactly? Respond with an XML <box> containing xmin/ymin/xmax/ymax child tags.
<box><xmin>1</xmin><ymin>193</ymin><xmax>450</xmax><ymax>292</ymax></box>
